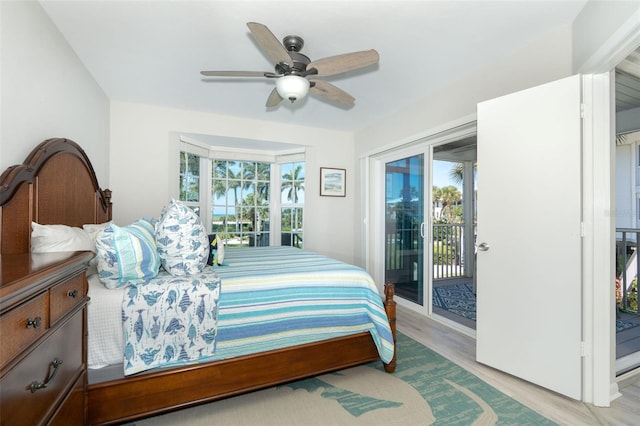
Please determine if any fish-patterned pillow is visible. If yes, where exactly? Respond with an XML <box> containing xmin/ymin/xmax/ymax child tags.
<box><xmin>95</xmin><ymin>218</ymin><xmax>160</xmax><ymax>288</ymax></box>
<box><xmin>156</xmin><ymin>199</ymin><xmax>208</xmax><ymax>276</ymax></box>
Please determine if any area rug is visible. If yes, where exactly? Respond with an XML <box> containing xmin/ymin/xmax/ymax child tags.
<box><xmin>616</xmin><ymin>319</ymin><xmax>640</xmax><ymax>332</ymax></box>
<box><xmin>433</xmin><ymin>282</ymin><xmax>476</xmax><ymax>321</ymax></box>
<box><xmin>133</xmin><ymin>333</ymin><xmax>555</xmax><ymax>426</ymax></box>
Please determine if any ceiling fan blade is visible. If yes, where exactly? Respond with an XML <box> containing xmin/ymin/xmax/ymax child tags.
<box><xmin>307</xmin><ymin>49</ymin><xmax>379</xmax><ymax>77</ymax></box>
<box><xmin>247</xmin><ymin>22</ymin><xmax>292</xmax><ymax>67</ymax></box>
<box><xmin>309</xmin><ymin>80</ymin><xmax>355</xmax><ymax>107</ymax></box>
<box><xmin>265</xmin><ymin>88</ymin><xmax>282</xmax><ymax>107</ymax></box>
<box><xmin>200</xmin><ymin>70</ymin><xmax>267</xmax><ymax>77</ymax></box>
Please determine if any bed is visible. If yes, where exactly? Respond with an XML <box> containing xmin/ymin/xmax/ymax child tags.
<box><xmin>0</xmin><ymin>138</ymin><xmax>397</xmax><ymax>425</ymax></box>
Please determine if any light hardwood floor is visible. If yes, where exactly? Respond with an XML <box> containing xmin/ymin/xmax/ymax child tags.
<box><xmin>396</xmin><ymin>305</ymin><xmax>640</xmax><ymax>426</ymax></box>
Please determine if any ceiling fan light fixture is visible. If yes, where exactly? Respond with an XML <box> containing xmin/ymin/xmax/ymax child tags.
<box><xmin>276</xmin><ymin>75</ymin><xmax>310</xmax><ymax>103</ymax></box>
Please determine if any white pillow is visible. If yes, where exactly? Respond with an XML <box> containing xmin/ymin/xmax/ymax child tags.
<box><xmin>83</xmin><ymin>222</ymin><xmax>111</xmax><ymax>244</ymax></box>
<box><xmin>82</xmin><ymin>222</ymin><xmax>112</xmax><ymax>275</ymax></box>
<box><xmin>31</xmin><ymin>222</ymin><xmax>94</xmax><ymax>253</ymax></box>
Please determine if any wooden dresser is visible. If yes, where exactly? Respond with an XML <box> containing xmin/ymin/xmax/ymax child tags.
<box><xmin>0</xmin><ymin>251</ymin><xmax>92</xmax><ymax>425</ymax></box>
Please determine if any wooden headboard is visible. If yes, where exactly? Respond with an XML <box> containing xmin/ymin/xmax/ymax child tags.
<box><xmin>0</xmin><ymin>138</ymin><xmax>112</xmax><ymax>254</ymax></box>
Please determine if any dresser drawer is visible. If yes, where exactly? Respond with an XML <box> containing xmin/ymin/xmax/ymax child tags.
<box><xmin>48</xmin><ymin>374</ymin><xmax>85</xmax><ymax>426</ymax></box>
<box><xmin>0</xmin><ymin>291</ymin><xmax>49</xmax><ymax>370</ymax></box>
<box><xmin>0</xmin><ymin>311</ymin><xmax>83</xmax><ymax>426</ymax></box>
<box><xmin>50</xmin><ymin>274</ymin><xmax>85</xmax><ymax>325</ymax></box>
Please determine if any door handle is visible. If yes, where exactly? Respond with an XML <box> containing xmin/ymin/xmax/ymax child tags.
<box><xmin>420</xmin><ymin>222</ymin><xmax>425</xmax><ymax>238</ymax></box>
<box><xmin>477</xmin><ymin>242</ymin><xmax>490</xmax><ymax>252</ymax></box>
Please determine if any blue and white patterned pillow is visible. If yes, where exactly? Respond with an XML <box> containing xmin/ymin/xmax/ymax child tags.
<box><xmin>95</xmin><ymin>217</ymin><xmax>160</xmax><ymax>288</ymax></box>
<box><xmin>156</xmin><ymin>199</ymin><xmax>208</xmax><ymax>276</ymax></box>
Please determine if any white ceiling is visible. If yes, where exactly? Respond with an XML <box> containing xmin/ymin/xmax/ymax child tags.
<box><xmin>40</xmin><ymin>0</ymin><xmax>590</xmax><ymax>133</ymax></box>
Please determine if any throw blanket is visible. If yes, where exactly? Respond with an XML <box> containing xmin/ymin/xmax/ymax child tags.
<box><xmin>212</xmin><ymin>247</ymin><xmax>394</xmax><ymax>364</ymax></box>
<box><xmin>122</xmin><ymin>271</ymin><xmax>221</xmax><ymax>375</ymax></box>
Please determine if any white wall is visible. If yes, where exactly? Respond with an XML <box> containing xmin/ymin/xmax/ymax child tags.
<box><xmin>0</xmin><ymin>1</ymin><xmax>109</xmax><ymax>183</ymax></box>
<box><xmin>572</xmin><ymin>0</ymin><xmax>640</xmax><ymax>73</ymax></box>
<box><xmin>110</xmin><ymin>101</ymin><xmax>356</xmax><ymax>263</ymax></box>
<box><xmin>352</xmin><ymin>25</ymin><xmax>574</xmax><ymax>263</ymax></box>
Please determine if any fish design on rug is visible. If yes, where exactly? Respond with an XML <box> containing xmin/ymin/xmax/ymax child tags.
<box><xmin>196</xmin><ymin>295</ymin><xmax>206</xmax><ymax>324</ymax></box>
<box><xmin>163</xmin><ymin>345</ymin><xmax>175</xmax><ymax>362</ymax></box>
<box><xmin>126</xmin><ymin>286</ymin><xmax>138</xmax><ymax>307</ymax></box>
<box><xmin>134</xmin><ymin>309</ymin><xmax>144</xmax><ymax>342</ymax></box>
<box><xmin>142</xmin><ymin>289</ymin><xmax>165</xmax><ymax>306</ymax></box>
<box><xmin>178</xmin><ymin>344</ymin><xmax>189</xmax><ymax>361</ymax></box>
<box><xmin>140</xmin><ymin>347</ymin><xmax>161</xmax><ymax>366</ymax></box>
<box><xmin>156</xmin><ymin>235</ymin><xmax>173</xmax><ymax>246</ymax></box>
<box><xmin>201</xmin><ymin>328</ymin><xmax>217</xmax><ymax>348</ymax></box>
<box><xmin>188</xmin><ymin>324</ymin><xmax>197</xmax><ymax>347</ymax></box>
<box><xmin>150</xmin><ymin>316</ymin><xmax>160</xmax><ymax>340</ymax></box>
<box><xmin>124</xmin><ymin>342</ymin><xmax>134</xmax><ymax>369</ymax></box>
<box><xmin>284</xmin><ymin>377</ymin><xmax>403</xmax><ymax>417</ymax></box>
<box><xmin>166</xmin><ymin>289</ymin><xmax>177</xmax><ymax>310</ymax></box>
<box><xmin>165</xmin><ymin>317</ymin><xmax>185</xmax><ymax>335</ymax></box>
<box><xmin>204</xmin><ymin>280</ymin><xmax>218</xmax><ymax>292</ymax></box>
<box><xmin>179</xmin><ymin>289</ymin><xmax>192</xmax><ymax>313</ymax></box>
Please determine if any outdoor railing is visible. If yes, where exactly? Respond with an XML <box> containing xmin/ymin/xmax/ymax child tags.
<box><xmin>385</xmin><ymin>222</ymin><xmax>471</xmax><ymax>281</ymax></box>
<box><xmin>433</xmin><ymin>223</ymin><xmax>465</xmax><ymax>279</ymax></box>
<box><xmin>617</xmin><ymin>228</ymin><xmax>640</xmax><ymax>315</ymax></box>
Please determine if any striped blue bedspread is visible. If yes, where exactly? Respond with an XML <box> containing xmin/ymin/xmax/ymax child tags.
<box><xmin>211</xmin><ymin>246</ymin><xmax>394</xmax><ymax>364</ymax></box>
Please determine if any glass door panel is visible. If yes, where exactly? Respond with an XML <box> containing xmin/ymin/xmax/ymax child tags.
<box><xmin>385</xmin><ymin>154</ymin><xmax>425</xmax><ymax>305</ymax></box>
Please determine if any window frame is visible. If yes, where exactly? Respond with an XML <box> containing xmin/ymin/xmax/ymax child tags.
<box><xmin>179</xmin><ymin>141</ymin><xmax>305</xmax><ymax>248</ymax></box>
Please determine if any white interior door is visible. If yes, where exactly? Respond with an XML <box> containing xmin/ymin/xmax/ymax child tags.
<box><xmin>476</xmin><ymin>75</ymin><xmax>583</xmax><ymax>399</ymax></box>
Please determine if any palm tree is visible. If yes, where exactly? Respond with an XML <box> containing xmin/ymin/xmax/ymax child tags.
<box><xmin>439</xmin><ymin>185</ymin><xmax>462</xmax><ymax>222</ymax></box>
<box><xmin>281</xmin><ymin>164</ymin><xmax>305</xmax><ymax>203</ymax></box>
<box><xmin>449</xmin><ymin>161</ymin><xmax>477</xmax><ymax>186</ymax></box>
<box><xmin>180</xmin><ymin>152</ymin><xmax>200</xmax><ymax>201</ymax></box>
<box><xmin>212</xmin><ymin>160</ymin><xmax>242</xmax><ymax>232</ymax></box>
<box><xmin>432</xmin><ymin>186</ymin><xmax>443</xmax><ymax>219</ymax></box>
<box><xmin>449</xmin><ymin>163</ymin><xmax>464</xmax><ymax>185</ymax></box>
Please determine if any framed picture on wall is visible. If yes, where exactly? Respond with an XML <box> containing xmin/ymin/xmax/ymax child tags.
<box><xmin>320</xmin><ymin>167</ymin><xmax>346</xmax><ymax>197</ymax></box>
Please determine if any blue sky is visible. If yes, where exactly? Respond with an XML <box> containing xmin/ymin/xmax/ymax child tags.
<box><xmin>433</xmin><ymin>160</ymin><xmax>462</xmax><ymax>190</ymax></box>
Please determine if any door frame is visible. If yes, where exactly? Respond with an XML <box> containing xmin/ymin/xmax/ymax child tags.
<box><xmin>578</xmin><ymin>10</ymin><xmax>640</xmax><ymax>406</ymax></box>
<box><xmin>366</xmin><ymin>122</ymin><xmax>477</xmax><ymax>317</ymax></box>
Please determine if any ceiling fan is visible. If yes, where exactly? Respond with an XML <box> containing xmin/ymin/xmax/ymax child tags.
<box><xmin>200</xmin><ymin>22</ymin><xmax>379</xmax><ymax>108</ymax></box>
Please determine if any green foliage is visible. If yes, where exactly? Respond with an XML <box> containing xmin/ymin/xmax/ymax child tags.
<box><xmin>179</xmin><ymin>151</ymin><xmax>200</xmax><ymax>202</ymax></box>
<box><xmin>433</xmin><ymin>241</ymin><xmax>456</xmax><ymax>265</ymax></box>
<box><xmin>627</xmin><ymin>278</ymin><xmax>638</xmax><ymax>312</ymax></box>
<box><xmin>281</xmin><ymin>163</ymin><xmax>305</xmax><ymax>203</ymax></box>
<box><xmin>432</xmin><ymin>218</ymin><xmax>449</xmax><ymax>241</ymax></box>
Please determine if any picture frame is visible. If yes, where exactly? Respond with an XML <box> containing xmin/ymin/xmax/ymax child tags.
<box><xmin>320</xmin><ymin>167</ymin><xmax>346</xmax><ymax>197</ymax></box>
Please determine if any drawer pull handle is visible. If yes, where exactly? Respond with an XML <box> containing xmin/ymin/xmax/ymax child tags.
<box><xmin>30</xmin><ymin>358</ymin><xmax>63</xmax><ymax>393</ymax></box>
<box><xmin>26</xmin><ymin>316</ymin><xmax>42</xmax><ymax>329</ymax></box>
<box><xmin>67</xmin><ymin>289</ymin><xmax>79</xmax><ymax>299</ymax></box>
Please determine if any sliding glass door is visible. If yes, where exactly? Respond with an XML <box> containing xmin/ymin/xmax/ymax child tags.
<box><xmin>384</xmin><ymin>154</ymin><xmax>425</xmax><ymax>305</ymax></box>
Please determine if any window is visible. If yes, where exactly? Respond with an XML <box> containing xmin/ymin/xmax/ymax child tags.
<box><xmin>179</xmin><ymin>151</ymin><xmax>201</xmax><ymax>217</ymax></box>
<box><xmin>280</xmin><ymin>162</ymin><xmax>305</xmax><ymax>248</ymax></box>
<box><xmin>179</xmin><ymin>150</ymin><xmax>304</xmax><ymax>248</ymax></box>
<box><xmin>212</xmin><ymin>160</ymin><xmax>270</xmax><ymax>247</ymax></box>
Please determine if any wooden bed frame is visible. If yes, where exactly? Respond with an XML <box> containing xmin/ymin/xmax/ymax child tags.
<box><xmin>0</xmin><ymin>138</ymin><xmax>397</xmax><ymax>425</ymax></box>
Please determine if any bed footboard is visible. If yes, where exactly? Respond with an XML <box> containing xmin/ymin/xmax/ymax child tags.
<box><xmin>88</xmin><ymin>283</ymin><xmax>397</xmax><ymax>425</ymax></box>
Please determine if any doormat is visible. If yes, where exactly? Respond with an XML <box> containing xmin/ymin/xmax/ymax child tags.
<box><xmin>433</xmin><ymin>282</ymin><xmax>476</xmax><ymax>321</ymax></box>
<box><xmin>616</xmin><ymin>319</ymin><xmax>640</xmax><ymax>332</ymax></box>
